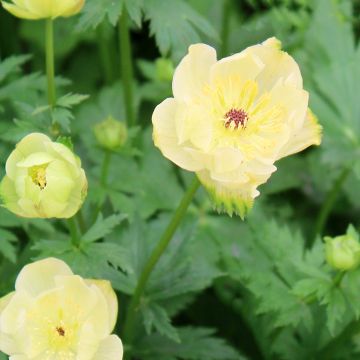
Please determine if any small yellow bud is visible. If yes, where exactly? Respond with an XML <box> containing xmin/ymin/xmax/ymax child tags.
<box><xmin>0</xmin><ymin>133</ymin><xmax>88</xmax><ymax>219</ymax></box>
<box><xmin>155</xmin><ymin>58</ymin><xmax>174</xmax><ymax>82</ymax></box>
<box><xmin>94</xmin><ymin>116</ymin><xmax>128</xmax><ymax>151</ymax></box>
<box><xmin>1</xmin><ymin>0</ymin><xmax>85</xmax><ymax>20</ymax></box>
<box><xmin>0</xmin><ymin>258</ymin><xmax>123</xmax><ymax>359</ymax></box>
<box><xmin>325</xmin><ymin>226</ymin><xmax>360</xmax><ymax>271</ymax></box>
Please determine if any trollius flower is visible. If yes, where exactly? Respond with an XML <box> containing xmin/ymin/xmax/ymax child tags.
<box><xmin>152</xmin><ymin>38</ymin><xmax>322</xmax><ymax>217</ymax></box>
<box><xmin>0</xmin><ymin>258</ymin><xmax>123</xmax><ymax>360</ymax></box>
<box><xmin>0</xmin><ymin>133</ymin><xmax>87</xmax><ymax>218</ymax></box>
<box><xmin>1</xmin><ymin>0</ymin><xmax>84</xmax><ymax>19</ymax></box>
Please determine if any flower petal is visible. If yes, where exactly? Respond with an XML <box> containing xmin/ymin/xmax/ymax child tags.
<box><xmin>278</xmin><ymin>109</ymin><xmax>322</xmax><ymax>159</ymax></box>
<box><xmin>244</xmin><ymin>37</ymin><xmax>303</xmax><ymax>90</ymax></box>
<box><xmin>210</xmin><ymin>51</ymin><xmax>264</xmax><ymax>89</ymax></box>
<box><xmin>15</xmin><ymin>258</ymin><xmax>73</xmax><ymax>297</ymax></box>
<box><xmin>86</xmin><ymin>279</ymin><xmax>118</xmax><ymax>332</ymax></box>
<box><xmin>1</xmin><ymin>1</ymin><xmax>39</xmax><ymax>19</ymax></box>
<box><xmin>93</xmin><ymin>335</ymin><xmax>124</xmax><ymax>360</ymax></box>
<box><xmin>152</xmin><ymin>98</ymin><xmax>204</xmax><ymax>171</ymax></box>
<box><xmin>173</xmin><ymin>44</ymin><xmax>217</xmax><ymax>102</ymax></box>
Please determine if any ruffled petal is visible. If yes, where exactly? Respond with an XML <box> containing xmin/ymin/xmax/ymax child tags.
<box><xmin>243</xmin><ymin>37</ymin><xmax>303</xmax><ymax>91</ymax></box>
<box><xmin>15</xmin><ymin>258</ymin><xmax>73</xmax><ymax>296</ymax></box>
<box><xmin>86</xmin><ymin>280</ymin><xmax>118</xmax><ymax>332</ymax></box>
<box><xmin>93</xmin><ymin>335</ymin><xmax>124</xmax><ymax>360</ymax></box>
<box><xmin>173</xmin><ymin>44</ymin><xmax>217</xmax><ymax>102</ymax></box>
<box><xmin>152</xmin><ymin>98</ymin><xmax>204</xmax><ymax>171</ymax></box>
<box><xmin>277</xmin><ymin>109</ymin><xmax>322</xmax><ymax>159</ymax></box>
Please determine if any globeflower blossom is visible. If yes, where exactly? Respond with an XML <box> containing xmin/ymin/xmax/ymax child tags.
<box><xmin>152</xmin><ymin>37</ymin><xmax>322</xmax><ymax>217</ymax></box>
<box><xmin>1</xmin><ymin>0</ymin><xmax>84</xmax><ymax>19</ymax></box>
<box><xmin>0</xmin><ymin>133</ymin><xmax>87</xmax><ymax>218</ymax></box>
<box><xmin>0</xmin><ymin>258</ymin><xmax>123</xmax><ymax>360</ymax></box>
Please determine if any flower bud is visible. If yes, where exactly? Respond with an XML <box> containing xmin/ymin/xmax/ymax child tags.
<box><xmin>0</xmin><ymin>133</ymin><xmax>87</xmax><ymax>219</ymax></box>
<box><xmin>155</xmin><ymin>58</ymin><xmax>174</xmax><ymax>82</ymax></box>
<box><xmin>1</xmin><ymin>0</ymin><xmax>84</xmax><ymax>20</ymax></box>
<box><xmin>94</xmin><ymin>116</ymin><xmax>127</xmax><ymax>150</ymax></box>
<box><xmin>325</xmin><ymin>226</ymin><xmax>360</xmax><ymax>271</ymax></box>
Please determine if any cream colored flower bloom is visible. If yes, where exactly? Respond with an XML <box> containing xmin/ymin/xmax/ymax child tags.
<box><xmin>152</xmin><ymin>37</ymin><xmax>322</xmax><ymax>217</ymax></box>
<box><xmin>0</xmin><ymin>257</ymin><xmax>123</xmax><ymax>360</ymax></box>
<box><xmin>1</xmin><ymin>0</ymin><xmax>84</xmax><ymax>20</ymax></box>
<box><xmin>0</xmin><ymin>133</ymin><xmax>87</xmax><ymax>218</ymax></box>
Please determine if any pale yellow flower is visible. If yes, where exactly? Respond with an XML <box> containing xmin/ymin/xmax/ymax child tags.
<box><xmin>0</xmin><ymin>133</ymin><xmax>87</xmax><ymax>218</ymax></box>
<box><xmin>0</xmin><ymin>257</ymin><xmax>123</xmax><ymax>360</ymax></box>
<box><xmin>152</xmin><ymin>38</ymin><xmax>322</xmax><ymax>217</ymax></box>
<box><xmin>1</xmin><ymin>0</ymin><xmax>84</xmax><ymax>20</ymax></box>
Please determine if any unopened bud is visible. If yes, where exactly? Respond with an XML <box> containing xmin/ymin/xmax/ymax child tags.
<box><xmin>94</xmin><ymin>116</ymin><xmax>127</xmax><ymax>150</ymax></box>
<box><xmin>155</xmin><ymin>58</ymin><xmax>174</xmax><ymax>82</ymax></box>
<box><xmin>325</xmin><ymin>225</ymin><xmax>360</xmax><ymax>271</ymax></box>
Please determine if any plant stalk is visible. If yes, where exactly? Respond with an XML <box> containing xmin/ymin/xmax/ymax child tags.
<box><xmin>122</xmin><ymin>176</ymin><xmax>201</xmax><ymax>352</ymax></box>
<box><xmin>119</xmin><ymin>9</ymin><xmax>135</xmax><ymax>126</ymax></box>
<box><xmin>67</xmin><ymin>217</ymin><xmax>80</xmax><ymax>247</ymax></box>
<box><xmin>311</xmin><ymin>166</ymin><xmax>352</xmax><ymax>245</ymax></box>
<box><xmin>45</xmin><ymin>18</ymin><xmax>56</xmax><ymax>107</ymax></box>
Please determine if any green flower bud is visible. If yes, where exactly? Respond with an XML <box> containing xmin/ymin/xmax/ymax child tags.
<box><xmin>155</xmin><ymin>58</ymin><xmax>174</xmax><ymax>82</ymax></box>
<box><xmin>0</xmin><ymin>133</ymin><xmax>87</xmax><ymax>219</ymax></box>
<box><xmin>325</xmin><ymin>225</ymin><xmax>360</xmax><ymax>271</ymax></box>
<box><xmin>94</xmin><ymin>116</ymin><xmax>127</xmax><ymax>150</ymax></box>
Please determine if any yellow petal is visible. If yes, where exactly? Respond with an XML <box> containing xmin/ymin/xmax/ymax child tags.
<box><xmin>210</xmin><ymin>51</ymin><xmax>264</xmax><ymax>89</ymax></box>
<box><xmin>93</xmin><ymin>335</ymin><xmax>124</xmax><ymax>360</ymax></box>
<box><xmin>243</xmin><ymin>37</ymin><xmax>303</xmax><ymax>90</ymax></box>
<box><xmin>0</xmin><ymin>290</ymin><xmax>33</xmax><ymax>334</ymax></box>
<box><xmin>1</xmin><ymin>1</ymin><xmax>39</xmax><ymax>19</ymax></box>
<box><xmin>152</xmin><ymin>98</ymin><xmax>204</xmax><ymax>171</ymax></box>
<box><xmin>23</xmin><ymin>0</ymin><xmax>51</xmax><ymax>17</ymax></box>
<box><xmin>60</xmin><ymin>0</ymin><xmax>84</xmax><ymax>17</ymax></box>
<box><xmin>173</xmin><ymin>44</ymin><xmax>217</xmax><ymax>102</ymax></box>
<box><xmin>278</xmin><ymin>108</ymin><xmax>322</xmax><ymax>159</ymax></box>
<box><xmin>86</xmin><ymin>279</ymin><xmax>118</xmax><ymax>332</ymax></box>
<box><xmin>15</xmin><ymin>257</ymin><xmax>73</xmax><ymax>296</ymax></box>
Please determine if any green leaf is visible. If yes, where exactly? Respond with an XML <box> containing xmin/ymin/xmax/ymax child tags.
<box><xmin>142</xmin><ymin>302</ymin><xmax>180</xmax><ymax>343</ymax></box>
<box><xmin>134</xmin><ymin>327</ymin><xmax>244</xmax><ymax>360</ymax></box>
<box><xmin>56</xmin><ymin>93</ymin><xmax>89</xmax><ymax>109</ymax></box>
<box><xmin>0</xmin><ymin>54</ymin><xmax>32</xmax><ymax>83</ymax></box>
<box><xmin>0</xmin><ymin>228</ymin><xmax>17</xmax><ymax>263</ymax></box>
<box><xmin>143</xmin><ymin>0</ymin><xmax>218</xmax><ymax>59</ymax></box>
<box><xmin>81</xmin><ymin>213</ymin><xmax>128</xmax><ymax>243</ymax></box>
<box><xmin>76</xmin><ymin>0</ymin><xmax>143</xmax><ymax>30</ymax></box>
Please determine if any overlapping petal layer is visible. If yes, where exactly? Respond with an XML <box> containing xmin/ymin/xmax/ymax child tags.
<box><xmin>0</xmin><ymin>258</ymin><xmax>123</xmax><ymax>360</ymax></box>
<box><xmin>152</xmin><ymin>38</ymin><xmax>322</xmax><ymax>217</ymax></box>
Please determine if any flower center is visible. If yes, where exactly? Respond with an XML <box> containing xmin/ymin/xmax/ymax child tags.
<box><xmin>224</xmin><ymin>108</ymin><xmax>248</xmax><ymax>129</ymax></box>
<box><xmin>56</xmin><ymin>326</ymin><xmax>65</xmax><ymax>337</ymax></box>
<box><xmin>29</xmin><ymin>165</ymin><xmax>48</xmax><ymax>190</ymax></box>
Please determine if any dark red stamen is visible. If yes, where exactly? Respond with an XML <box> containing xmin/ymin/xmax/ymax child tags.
<box><xmin>56</xmin><ymin>327</ymin><xmax>65</xmax><ymax>337</ymax></box>
<box><xmin>224</xmin><ymin>108</ymin><xmax>248</xmax><ymax>129</ymax></box>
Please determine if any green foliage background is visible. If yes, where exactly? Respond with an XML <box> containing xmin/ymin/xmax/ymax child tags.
<box><xmin>1</xmin><ymin>0</ymin><xmax>360</xmax><ymax>359</ymax></box>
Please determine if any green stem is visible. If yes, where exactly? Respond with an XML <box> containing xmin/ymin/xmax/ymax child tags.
<box><xmin>76</xmin><ymin>210</ymin><xmax>86</xmax><ymax>234</ymax></box>
<box><xmin>220</xmin><ymin>0</ymin><xmax>231</xmax><ymax>58</ymax></box>
<box><xmin>67</xmin><ymin>217</ymin><xmax>79</xmax><ymax>247</ymax></box>
<box><xmin>97</xmin><ymin>23</ymin><xmax>114</xmax><ymax>84</ymax></box>
<box><xmin>311</xmin><ymin>166</ymin><xmax>352</xmax><ymax>245</ymax></box>
<box><xmin>91</xmin><ymin>151</ymin><xmax>112</xmax><ymax>223</ymax></box>
<box><xmin>45</xmin><ymin>18</ymin><xmax>56</xmax><ymax>107</ymax></box>
<box><xmin>123</xmin><ymin>176</ymin><xmax>201</xmax><ymax>351</ymax></box>
<box><xmin>101</xmin><ymin>151</ymin><xmax>112</xmax><ymax>186</ymax></box>
<box><xmin>119</xmin><ymin>9</ymin><xmax>135</xmax><ymax>126</ymax></box>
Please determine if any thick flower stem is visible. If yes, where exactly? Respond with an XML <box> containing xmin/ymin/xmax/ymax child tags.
<box><xmin>220</xmin><ymin>0</ymin><xmax>231</xmax><ymax>58</ymax></box>
<box><xmin>119</xmin><ymin>10</ymin><xmax>135</xmax><ymax>126</ymax></box>
<box><xmin>123</xmin><ymin>176</ymin><xmax>201</xmax><ymax>352</ymax></box>
<box><xmin>67</xmin><ymin>217</ymin><xmax>80</xmax><ymax>247</ymax></box>
<box><xmin>45</xmin><ymin>18</ymin><xmax>56</xmax><ymax>107</ymax></box>
<box><xmin>311</xmin><ymin>166</ymin><xmax>352</xmax><ymax>245</ymax></box>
